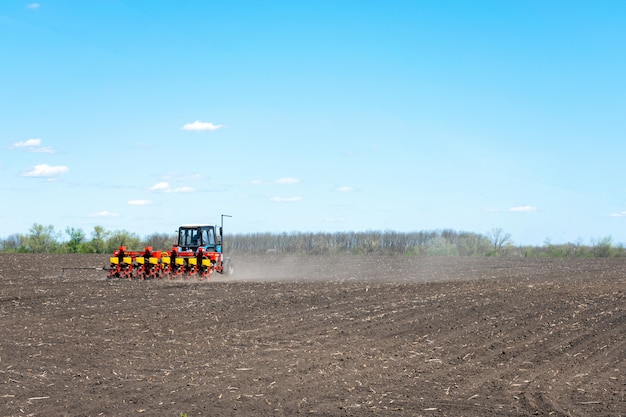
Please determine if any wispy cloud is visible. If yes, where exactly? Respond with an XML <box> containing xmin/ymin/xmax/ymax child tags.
<box><xmin>336</xmin><ymin>186</ymin><xmax>354</xmax><ymax>192</ymax></box>
<box><xmin>26</xmin><ymin>3</ymin><xmax>40</xmax><ymax>9</ymax></box>
<box><xmin>251</xmin><ymin>179</ymin><xmax>263</xmax><ymax>185</ymax></box>
<box><xmin>21</xmin><ymin>164</ymin><xmax>69</xmax><ymax>177</ymax></box>
<box><xmin>270</xmin><ymin>196</ymin><xmax>303</xmax><ymax>203</ymax></box>
<box><xmin>149</xmin><ymin>182</ymin><xmax>194</xmax><ymax>193</ymax></box>
<box><xmin>128</xmin><ymin>200</ymin><xmax>151</xmax><ymax>206</ymax></box>
<box><xmin>12</xmin><ymin>138</ymin><xmax>54</xmax><ymax>153</ymax></box>
<box><xmin>508</xmin><ymin>205</ymin><xmax>538</xmax><ymax>213</ymax></box>
<box><xmin>174</xmin><ymin>186</ymin><xmax>195</xmax><ymax>193</ymax></box>
<box><xmin>161</xmin><ymin>172</ymin><xmax>204</xmax><ymax>181</ymax></box>
<box><xmin>610</xmin><ymin>211</ymin><xmax>626</xmax><ymax>218</ymax></box>
<box><xmin>89</xmin><ymin>211</ymin><xmax>119</xmax><ymax>218</ymax></box>
<box><xmin>276</xmin><ymin>177</ymin><xmax>299</xmax><ymax>184</ymax></box>
<box><xmin>181</xmin><ymin>121</ymin><xmax>223</xmax><ymax>131</ymax></box>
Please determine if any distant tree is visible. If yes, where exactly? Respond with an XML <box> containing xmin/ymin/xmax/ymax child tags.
<box><xmin>24</xmin><ymin>223</ymin><xmax>57</xmax><ymax>253</ymax></box>
<box><xmin>0</xmin><ymin>233</ymin><xmax>23</xmax><ymax>252</ymax></box>
<box><xmin>89</xmin><ymin>226</ymin><xmax>109</xmax><ymax>253</ymax></box>
<box><xmin>572</xmin><ymin>238</ymin><xmax>588</xmax><ymax>257</ymax></box>
<box><xmin>65</xmin><ymin>227</ymin><xmax>85</xmax><ymax>253</ymax></box>
<box><xmin>591</xmin><ymin>236</ymin><xmax>613</xmax><ymax>258</ymax></box>
<box><xmin>457</xmin><ymin>232</ymin><xmax>490</xmax><ymax>256</ymax></box>
<box><xmin>105</xmin><ymin>230</ymin><xmax>142</xmax><ymax>252</ymax></box>
<box><xmin>144</xmin><ymin>233</ymin><xmax>176</xmax><ymax>251</ymax></box>
<box><xmin>486</xmin><ymin>228</ymin><xmax>513</xmax><ymax>256</ymax></box>
<box><xmin>612</xmin><ymin>242</ymin><xmax>625</xmax><ymax>257</ymax></box>
<box><xmin>426</xmin><ymin>236</ymin><xmax>459</xmax><ymax>256</ymax></box>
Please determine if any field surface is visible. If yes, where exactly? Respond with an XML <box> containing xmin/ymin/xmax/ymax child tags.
<box><xmin>0</xmin><ymin>254</ymin><xmax>624</xmax><ymax>416</ymax></box>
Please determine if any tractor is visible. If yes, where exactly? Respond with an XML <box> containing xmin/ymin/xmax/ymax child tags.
<box><xmin>107</xmin><ymin>223</ymin><xmax>234</xmax><ymax>280</ymax></box>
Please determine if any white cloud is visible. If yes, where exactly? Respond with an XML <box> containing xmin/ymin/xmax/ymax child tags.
<box><xmin>150</xmin><ymin>182</ymin><xmax>170</xmax><ymax>191</ymax></box>
<box><xmin>336</xmin><ymin>186</ymin><xmax>353</xmax><ymax>192</ymax></box>
<box><xmin>181</xmin><ymin>121</ymin><xmax>223</xmax><ymax>131</ymax></box>
<box><xmin>149</xmin><ymin>182</ymin><xmax>194</xmax><ymax>193</ymax></box>
<box><xmin>26</xmin><ymin>3</ymin><xmax>40</xmax><ymax>9</ymax></box>
<box><xmin>14</xmin><ymin>138</ymin><xmax>41</xmax><ymax>147</ymax></box>
<box><xmin>89</xmin><ymin>211</ymin><xmax>119</xmax><ymax>218</ymax></box>
<box><xmin>610</xmin><ymin>211</ymin><xmax>626</xmax><ymax>218</ymax></box>
<box><xmin>251</xmin><ymin>179</ymin><xmax>262</xmax><ymax>185</ymax></box>
<box><xmin>509</xmin><ymin>205</ymin><xmax>537</xmax><ymax>213</ymax></box>
<box><xmin>276</xmin><ymin>177</ymin><xmax>299</xmax><ymax>184</ymax></box>
<box><xmin>270</xmin><ymin>196</ymin><xmax>303</xmax><ymax>203</ymax></box>
<box><xmin>128</xmin><ymin>200</ymin><xmax>151</xmax><ymax>206</ymax></box>
<box><xmin>22</xmin><ymin>164</ymin><xmax>69</xmax><ymax>177</ymax></box>
<box><xmin>12</xmin><ymin>138</ymin><xmax>54</xmax><ymax>153</ymax></box>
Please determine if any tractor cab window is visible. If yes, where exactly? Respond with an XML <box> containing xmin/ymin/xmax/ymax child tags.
<box><xmin>201</xmin><ymin>228</ymin><xmax>216</xmax><ymax>247</ymax></box>
<box><xmin>191</xmin><ymin>229</ymin><xmax>202</xmax><ymax>246</ymax></box>
<box><xmin>200</xmin><ymin>229</ymin><xmax>208</xmax><ymax>246</ymax></box>
<box><xmin>179</xmin><ymin>229</ymin><xmax>200</xmax><ymax>247</ymax></box>
<box><xmin>179</xmin><ymin>227</ymin><xmax>215</xmax><ymax>248</ymax></box>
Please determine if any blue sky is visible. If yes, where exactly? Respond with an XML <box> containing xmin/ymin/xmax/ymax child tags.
<box><xmin>1</xmin><ymin>1</ymin><xmax>625</xmax><ymax>246</ymax></box>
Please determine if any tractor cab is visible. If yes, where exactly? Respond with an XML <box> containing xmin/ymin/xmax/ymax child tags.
<box><xmin>177</xmin><ymin>225</ymin><xmax>222</xmax><ymax>253</ymax></box>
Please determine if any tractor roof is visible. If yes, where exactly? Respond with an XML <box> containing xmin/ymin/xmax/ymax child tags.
<box><xmin>179</xmin><ymin>224</ymin><xmax>213</xmax><ymax>228</ymax></box>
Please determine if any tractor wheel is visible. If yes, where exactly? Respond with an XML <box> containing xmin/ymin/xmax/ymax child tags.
<box><xmin>223</xmin><ymin>258</ymin><xmax>234</xmax><ymax>276</ymax></box>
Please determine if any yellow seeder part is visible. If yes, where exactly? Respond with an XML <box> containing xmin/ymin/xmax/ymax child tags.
<box><xmin>175</xmin><ymin>258</ymin><xmax>185</xmax><ymax>266</ymax></box>
<box><xmin>136</xmin><ymin>257</ymin><xmax>145</xmax><ymax>265</ymax></box>
<box><xmin>149</xmin><ymin>257</ymin><xmax>159</xmax><ymax>265</ymax></box>
<box><xmin>188</xmin><ymin>258</ymin><xmax>197</xmax><ymax>266</ymax></box>
<box><xmin>110</xmin><ymin>257</ymin><xmax>119</xmax><ymax>265</ymax></box>
<box><xmin>202</xmin><ymin>259</ymin><xmax>212</xmax><ymax>267</ymax></box>
<box><xmin>161</xmin><ymin>256</ymin><xmax>171</xmax><ymax>265</ymax></box>
<box><xmin>123</xmin><ymin>257</ymin><xmax>133</xmax><ymax>265</ymax></box>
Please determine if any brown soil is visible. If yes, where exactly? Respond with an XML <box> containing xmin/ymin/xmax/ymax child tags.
<box><xmin>0</xmin><ymin>254</ymin><xmax>624</xmax><ymax>416</ymax></box>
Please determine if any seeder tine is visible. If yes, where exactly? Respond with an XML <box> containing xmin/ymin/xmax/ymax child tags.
<box><xmin>160</xmin><ymin>256</ymin><xmax>171</xmax><ymax>279</ymax></box>
<box><xmin>186</xmin><ymin>257</ymin><xmax>198</xmax><ymax>277</ymax></box>
<box><xmin>170</xmin><ymin>257</ymin><xmax>185</xmax><ymax>279</ymax></box>
<box><xmin>196</xmin><ymin>258</ymin><xmax>212</xmax><ymax>281</ymax></box>
<box><xmin>107</xmin><ymin>257</ymin><xmax>119</xmax><ymax>278</ymax></box>
<box><xmin>151</xmin><ymin>259</ymin><xmax>162</xmax><ymax>280</ymax></box>
<box><xmin>134</xmin><ymin>257</ymin><xmax>145</xmax><ymax>280</ymax></box>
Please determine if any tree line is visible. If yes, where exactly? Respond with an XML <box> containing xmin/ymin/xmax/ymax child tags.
<box><xmin>0</xmin><ymin>224</ymin><xmax>174</xmax><ymax>255</ymax></box>
<box><xmin>0</xmin><ymin>223</ymin><xmax>623</xmax><ymax>258</ymax></box>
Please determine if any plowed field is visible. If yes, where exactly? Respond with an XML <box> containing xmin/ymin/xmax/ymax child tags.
<box><xmin>0</xmin><ymin>254</ymin><xmax>624</xmax><ymax>416</ymax></box>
